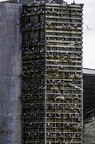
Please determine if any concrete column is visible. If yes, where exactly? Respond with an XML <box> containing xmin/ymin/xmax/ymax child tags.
<box><xmin>0</xmin><ymin>3</ymin><xmax>22</xmax><ymax>144</ymax></box>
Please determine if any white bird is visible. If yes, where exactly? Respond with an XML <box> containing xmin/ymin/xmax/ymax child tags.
<box><xmin>92</xmin><ymin>117</ymin><xmax>94</xmax><ymax>120</ymax></box>
<box><xmin>68</xmin><ymin>41</ymin><xmax>75</xmax><ymax>46</ymax></box>
<box><xmin>55</xmin><ymin>96</ymin><xmax>64</xmax><ymax>100</ymax></box>
<box><xmin>86</xmin><ymin>25</ymin><xmax>93</xmax><ymax>30</ymax></box>
<box><xmin>75</xmin><ymin>85</ymin><xmax>83</xmax><ymax>91</ymax></box>
<box><xmin>48</xmin><ymin>0</ymin><xmax>53</xmax><ymax>3</ymax></box>
<box><xmin>31</xmin><ymin>0</ymin><xmax>37</xmax><ymax>4</ymax></box>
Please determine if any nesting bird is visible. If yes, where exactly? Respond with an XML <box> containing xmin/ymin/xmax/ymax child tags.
<box><xmin>55</xmin><ymin>96</ymin><xmax>64</xmax><ymax>100</ymax></box>
<box><xmin>31</xmin><ymin>0</ymin><xmax>37</xmax><ymax>5</ymax></box>
<box><xmin>48</xmin><ymin>0</ymin><xmax>53</xmax><ymax>3</ymax></box>
<box><xmin>75</xmin><ymin>85</ymin><xmax>83</xmax><ymax>91</ymax></box>
<box><xmin>72</xmin><ymin>0</ymin><xmax>75</xmax><ymax>4</ymax></box>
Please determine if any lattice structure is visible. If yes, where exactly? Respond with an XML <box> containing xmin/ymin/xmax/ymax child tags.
<box><xmin>21</xmin><ymin>1</ymin><xmax>83</xmax><ymax>144</ymax></box>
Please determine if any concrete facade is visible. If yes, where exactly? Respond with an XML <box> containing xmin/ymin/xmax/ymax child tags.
<box><xmin>84</xmin><ymin>108</ymin><xmax>95</xmax><ymax>144</ymax></box>
<box><xmin>83</xmin><ymin>68</ymin><xmax>95</xmax><ymax>143</ymax></box>
<box><xmin>83</xmin><ymin>68</ymin><xmax>95</xmax><ymax>114</ymax></box>
<box><xmin>84</xmin><ymin>120</ymin><xmax>95</xmax><ymax>144</ymax></box>
<box><xmin>83</xmin><ymin>68</ymin><xmax>95</xmax><ymax>75</ymax></box>
<box><xmin>0</xmin><ymin>3</ymin><xmax>22</xmax><ymax>144</ymax></box>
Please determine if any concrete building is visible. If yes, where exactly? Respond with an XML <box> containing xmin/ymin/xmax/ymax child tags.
<box><xmin>21</xmin><ymin>2</ymin><xmax>83</xmax><ymax>144</ymax></box>
<box><xmin>83</xmin><ymin>68</ymin><xmax>95</xmax><ymax>115</ymax></box>
<box><xmin>83</xmin><ymin>105</ymin><xmax>95</xmax><ymax>144</ymax></box>
<box><xmin>0</xmin><ymin>1</ymin><xmax>83</xmax><ymax>144</ymax></box>
<box><xmin>83</xmin><ymin>68</ymin><xmax>95</xmax><ymax>144</ymax></box>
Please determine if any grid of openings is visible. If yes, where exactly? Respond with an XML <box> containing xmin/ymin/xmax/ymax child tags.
<box><xmin>22</xmin><ymin>4</ymin><xmax>45</xmax><ymax>144</ymax></box>
<box><xmin>21</xmin><ymin>2</ymin><xmax>83</xmax><ymax>144</ymax></box>
<box><xmin>45</xmin><ymin>3</ymin><xmax>83</xmax><ymax>144</ymax></box>
<box><xmin>83</xmin><ymin>74</ymin><xmax>95</xmax><ymax>114</ymax></box>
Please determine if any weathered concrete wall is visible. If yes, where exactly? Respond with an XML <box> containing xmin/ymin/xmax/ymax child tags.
<box><xmin>84</xmin><ymin>120</ymin><xmax>95</xmax><ymax>144</ymax></box>
<box><xmin>0</xmin><ymin>3</ymin><xmax>22</xmax><ymax>144</ymax></box>
<box><xmin>84</xmin><ymin>109</ymin><xmax>95</xmax><ymax>144</ymax></box>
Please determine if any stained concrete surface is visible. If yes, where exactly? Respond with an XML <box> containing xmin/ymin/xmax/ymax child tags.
<box><xmin>84</xmin><ymin>120</ymin><xmax>95</xmax><ymax>144</ymax></box>
<box><xmin>0</xmin><ymin>3</ymin><xmax>22</xmax><ymax>144</ymax></box>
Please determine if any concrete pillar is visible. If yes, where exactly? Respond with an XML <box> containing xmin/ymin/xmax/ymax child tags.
<box><xmin>0</xmin><ymin>3</ymin><xmax>22</xmax><ymax>144</ymax></box>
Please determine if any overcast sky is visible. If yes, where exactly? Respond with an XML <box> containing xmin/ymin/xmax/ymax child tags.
<box><xmin>0</xmin><ymin>0</ymin><xmax>95</xmax><ymax>69</ymax></box>
<box><xmin>66</xmin><ymin>0</ymin><xmax>95</xmax><ymax>69</ymax></box>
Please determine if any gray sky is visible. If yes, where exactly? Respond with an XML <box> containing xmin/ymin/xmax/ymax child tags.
<box><xmin>64</xmin><ymin>0</ymin><xmax>95</xmax><ymax>69</ymax></box>
<box><xmin>0</xmin><ymin>0</ymin><xmax>95</xmax><ymax>69</ymax></box>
